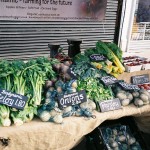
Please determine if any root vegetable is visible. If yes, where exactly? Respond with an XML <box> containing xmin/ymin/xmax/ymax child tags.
<box><xmin>116</xmin><ymin>92</ymin><xmax>127</xmax><ymax>100</ymax></box>
<box><xmin>57</xmin><ymin>86</ymin><xmax>63</xmax><ymax>93</ymax></box>
<box><xmin>64</xmin><ymin>73</ymin><xmax>71</xmax><ymax>81</ymax></box>
<box><xmin>53</xmin><ymin>114</ymin><xmax>63</xmax><ymax>124</ymax></box>
<box><xmin>110</xmin><ymin>141</ymin><xmax>118</xmax><ymax>148</ymax></box>
<box><xmin>60</xmin><ymin>63</ymin><xmax>69</xmax><ymax>73</ymax></box>
<box><xmin>128</xmin><ymin>137</ymin><xmax>136</xmax><ymax>145</ymax></box>
<box><xmin>13</xmin><ymin>118</ymin><xmax>24</xmax><ymax>126</ymax></box>
<box><xmin>71</xmin><ymin>81</ymin><xmax>78</xmax><ymax>88</ymax></box>
<box><xmin>53</xmin><ymin>63</ymin><xmax>61</xmax><ymax>71</ymax></box>
<box><xmin>118</xmin><ymin>135</ymin><xmax>126</xmax><ymax>142</ymax></box>
<box><xmin>134</xmin><ymin>98</ymin><xmax>144</xmax><ymax>107</ymax></box>
<box><xmin>0</xmin><ymin>118</ymin><xmax>11</xmax><ymax>127</ymax></box>
<box><xmin>39</xmin><ymin>111</ymin><xmax>51</xmax><ymax>122</ymax></box>
<box><xmin>121</xmin><ymin>99</ymin><xmax>130</xmax><ymax>106</ymax></box>
<box><xmin>132</xmin><ymin>91</ymin><xmax>140</xmax><ymax>98</ymax></box>
<box><xmin>63</xmin><ymin>61</ymin><xmax>71</xmax><ymax>66</ymax></box>
<box><xmin>140</xmin><ymin>94</ymin><xmax>149</xmax><ymax>102</ymax></box>
<box><xmin>50</xmin><ymin>109</ymin><xmax>61</xmax><ymax>117</ymax></box>
<box><xmin>126</xmin><ymin>92</ymin><xmax>133</xmax><ymax>101</ymax></box>
<box><xmin>45</xmin><ymin>80</ymin><xmax>53</xmax><ymax>89</ymax></box>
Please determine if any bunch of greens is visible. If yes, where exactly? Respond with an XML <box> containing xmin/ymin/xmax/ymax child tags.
<box><xmin>77</xmin><ymin>78</ymin><xmax>114</xmax><ymax>102</ymax></box>
<box><xmin>0</xmin><ymin>57</ymin><xmax>57</xmax><ymax>126</ymax></box>
<box><xmin>71</xmin><ymin>61</ymin><xmax>107</xmax><ymax>80</ymax></box>
<box><xmin>84</xmin><ymin>41</ymin><xmax>125</xmax><ymax>74</ymax></box>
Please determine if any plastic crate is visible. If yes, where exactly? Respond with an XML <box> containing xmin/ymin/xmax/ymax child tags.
<box><xmin>86</xmin><ymin>117</ymin><xmax>148</xmax><ymax>150</ymax></box>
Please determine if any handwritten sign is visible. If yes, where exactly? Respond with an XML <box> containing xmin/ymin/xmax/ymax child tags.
<box><xmin>131</xmin><ymin>74</ymin><xmax>149</xmax><ymax>85</ymax></box>
<box><xmin>67</xmin><ymin>67</ymin><xmax>77</xmax><ymax>79</ymax></box>
<box><xmin>58</xmin><ymin>90</ymin><xmax>87</xmax><ymax>109</ymax></box>
<box><xmin>101</xmin><ymin>76</ymin><xmax>118</xmax><ymax>85</ymax></box>
<box><xmin>0</xmin><ymin>89</ymin><xmax>28</xmax><ymax>110</ymax></box>
<box><xmin>118</xmin><ymin>82</ymin><xmax>140</xmax><ymax>91</ymax></box>
<box><xmin>90</xmin><ymin>54</ymin><xmax>107</xmax><ymax>62</ymax></box>
<box><xmin>99</xmin><ymin>98</ymin><xmax>121</xmax><ymax>112</ymax></box>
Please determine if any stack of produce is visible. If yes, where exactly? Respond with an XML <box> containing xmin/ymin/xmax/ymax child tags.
<box><xmin>80</xmin><ymin>41</ymin><xmax>125</xmax><ymax>77</ymax></box>
<box><xmin>113</xmin><ymin>86</ymin><xmax>150</xmax><ymax>107</ymax></box>
<box><xmin>100</xmin><ymin>125</ymin><xmax>143</xmax><ymax>150</ymax></box>
<box><xmin>37</xmin><ymin>60</ymin><xmax>96</xmax><ymax>124</ymax></box>
<box><xmin>0</xmin><ymin>57</ymin><xmax>57</xmax><ymax>126</ymax></box>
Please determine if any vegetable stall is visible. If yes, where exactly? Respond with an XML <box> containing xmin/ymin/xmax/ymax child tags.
<box><xmin>0</xmin><ymin>41</ymin><xmax>150</xmax><ymax>150</ymax></box>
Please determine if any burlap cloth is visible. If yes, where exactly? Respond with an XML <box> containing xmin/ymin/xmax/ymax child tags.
<box><xmin>0</xmin><ymin>70</ymin><xmax>150</xmax><ymax>150</ymax></box>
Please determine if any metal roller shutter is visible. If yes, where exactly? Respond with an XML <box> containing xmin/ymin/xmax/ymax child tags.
<box><xmin>0</xmin><ymin>0</ymin><xmax>119</xmax><ymax>60</ymax></box>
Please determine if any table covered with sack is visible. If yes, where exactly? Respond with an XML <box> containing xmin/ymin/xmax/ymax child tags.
<box><xmin>0</xmin><ymin>70</ymin><xmax>150</xmax><ymax>150</ymax></box>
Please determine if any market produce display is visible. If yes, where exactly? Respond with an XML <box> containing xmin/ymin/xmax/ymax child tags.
<box><xmin>113</xmin><ymin>85</ymin><xmax>150</xmax><ymax>107</ymax></box>
<box><xmin>0</xmin><ymin>57</ymin><xmax>57</xmax><ymax>126</ymax></box>
<box><xmin>123</xmin><ymin>56</ymin><xmax>150</xmax><ymax>72</ymax></box>
<box><xmin>37</xmin><ymin>60</ymin><xmax>97</xmax><ymax>124</ymax></box>
<box><xmin>100</xmin><ymin>125</ymin><xmax>143</xmax><ymax>150</ymax></box>
<box><xmin>0</xmin><ymin>41</ymin><xmax>149</xmax><ymax>127</ymax></box>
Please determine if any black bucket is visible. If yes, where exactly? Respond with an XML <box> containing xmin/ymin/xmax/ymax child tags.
<box><xmin>48</xmin><ymin>43</ymin><xmax>60</xmax><ymax>58</ymax></box>
<box><xmin>67</xmin><ymin>39</ymin><xmax>82</xmax><ymax>58</ymax></box>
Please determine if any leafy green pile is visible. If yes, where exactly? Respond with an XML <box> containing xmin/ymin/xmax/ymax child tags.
<box><xmin>77</xmin><ymin>78</ymin><xmax>114</xmax><ymax>102</ymax></box>
<box><xmin>71</xmin><ymin>60</ymin><xmax>107</xmax><ymax>80</ymax></box>
<box><xmin>0</xmin><ymin>57</ymin><xmax>57</xmax><ymax>126</ymax></box>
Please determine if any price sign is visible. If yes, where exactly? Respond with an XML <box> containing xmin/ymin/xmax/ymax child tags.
<box><xmin>99</xmin><ymin>98</ymin><xmax>121</xmax><ymax>112</ymax></box>
<box><xmin>58</xmin><ymin>90</ymin><xmax>87</xmax><ymax>109</ymax></box>
<box><xmin>131</xmin><ymin>74</ymin><xmax>149</xmax><ymax>85</ymax></box>
<box><xmin>118</xmin><ymin>82</ymin><xmax>140</xmax><ymax>91</ymax></box>
<box><xmin>101</xmin><ymin>76</ymin><xmax>118</xmax><ymax>85</ymax></box>
<box><xmin>67</xmin><ymin>67</ymin><xmax>77</xmax><ymax>79</ymax></box>
<box><xmin>0</xmin><ymin>89</ymin><xmax>28</xmax><ymax>110</ymax></box>
<box><xmin>90</xmin><ymin>54</ymin><xmax>107</xmax><ymax>62</ymax></box>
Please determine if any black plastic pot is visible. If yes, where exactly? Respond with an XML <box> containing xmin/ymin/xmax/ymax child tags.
<box><xmin>67</xmin><ymin>39</ymin><xmax>82</xmax><ymax>58</ymax></box>
<box><xmin>48</xmin><ymin>43</ymin><xmax>60</xmax><ymax>58</ymax></box>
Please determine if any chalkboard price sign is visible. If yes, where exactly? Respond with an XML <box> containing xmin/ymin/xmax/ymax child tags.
<box><xmin>118</xmin><ymin>82</ymin><xmax>140</xmax><ymax>91</ymax></box>
<box><xmin>131</xmin><ymin>74</ymin><xmax>149</xmax><ymax>85</ymax></box>
<box><xmin>90</xmin><ymin>54</ymin><xmax>107</xmax><ymax>62</ymax></box>
<box><xmin>67</xmin><ymin>67</ymin><xmax>77</xmax><ymax>79</ymax></box>
<box><xmin>0</xmin><ymin>89</ymin><xmax>28</xmax><ymax>110</ymax></box>
<box><xmin>58</xmin><ymin>90</ymin><xmax>87</xmax><ymax>109</ymax></box>
<box><xmin>101</xmin><ymin>76</ymin><xmax>118</xmax><ymax>85</ymax></box>
<box><xmin>99</xmin><ymin>98</ymin><xmax>121</xmax><ymax>112</ymax></box>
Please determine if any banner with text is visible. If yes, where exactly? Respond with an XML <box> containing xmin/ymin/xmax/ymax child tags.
<box><xmin>0</xmin><ymin>0</ymin><xmax>107</xmax><ymax>21</ymax></box>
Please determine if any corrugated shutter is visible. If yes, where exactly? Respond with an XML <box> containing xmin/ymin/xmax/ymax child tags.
<box><xmin>128</xmin><ymin>0</ymin><xmax>150</xmax><ymax>52</ymax></box>
<box><xmin>0</xmin><ymin>0</ymin><xmax>118</xmax><ymax>60</ymax></box>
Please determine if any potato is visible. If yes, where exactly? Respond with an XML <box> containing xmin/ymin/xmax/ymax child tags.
<box><xmin>121</xmin><ymin>99</ymin><xmax>130</xmax><ymax>106</ymax></box>
<box><xmin>128</xmin><ymin>137</ymin><xmax>136</xmax><ymax>145</ymax></box>
<box><xmin>118</xmin><ymin>135</ymin><xmax>126</xmax><ymax>142</ymax></box>
<box><xmin>134</xmin><ymin>98</ymin><xmax>144</xmax><ymax>107</ymax></box>
<box><xmin>126</xmin><ymin>92</ymin><xmax>133</xmax><ymax>101</ymax></box>
<box><xmin>132</xmin><ymin>91</ymin><xmax>140</xmax><ymax>98</ymax></box>
<box><xmin>140</xmin><ymin>94</ymin><xmax>149</xmax><ymax>102</ymax></box>
<box><xmin>116</xmin><ymin>92</ymin><xmax>127</xmax><ymax>100</ymax></box>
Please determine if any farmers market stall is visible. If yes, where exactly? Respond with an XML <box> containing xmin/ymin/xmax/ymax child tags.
<box><xmin>0</xmin><ymin>41</ymin><xmax>150</xmax><ymax>150</ymax></box>
<box><xmin>0</xmin><ymin>70</ymin><xmax>150</xmax><ymax>150</ymax></box>
<box><xmin>0</xmin><ymin>104</ymin><xmax>150</xmax><ymax>150</ymax></box>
